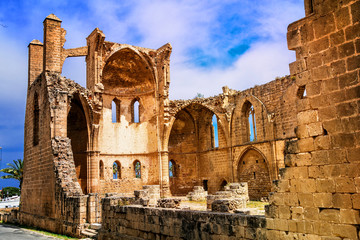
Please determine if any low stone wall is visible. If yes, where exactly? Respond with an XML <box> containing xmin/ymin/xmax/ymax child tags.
<box><xmin>20</xmin><ymin>194</ymin><xmax>89</xmax><ymax>237</ymax></box>
<box><xmin>0</xmin><ymin>209</ymin><xmax>18</xmax><ymax>224</ymax></box>
<box><xmin>98</xmin><ymin>196</ymin><xmax>266</xmax><ymax>240</ymax></box>
<box><xmin>187</xmin><ymin>186</ymin><xmax>208</xmax><ymax>201</ymax></box>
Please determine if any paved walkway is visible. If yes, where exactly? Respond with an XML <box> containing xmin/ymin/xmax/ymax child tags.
<box><xmin>0</xmin><ymin>224</ymin><xmax>62</xmax><ymax>240</ymax></box>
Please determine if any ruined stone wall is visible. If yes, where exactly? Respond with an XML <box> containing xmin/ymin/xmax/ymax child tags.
<box><xmin>21</xmin><ymin>75</ymin><xmax>56</xmax><ymax>219</ymax></box>
<box><xmin>21</xmin><ymin>72</ymin><xmax>94</xmax><ymax>237</ymax></box>
<box><xmin>98</xmin><ymin>197</ymin><xmax>266</xmax><ymax>240</ymax></box>
<box><xmin>167</xmin><ymin>76</ymin><xmax>297</xmax><ymax>198</ymax></box>
<box><xmin>264</xmin><ymin>0</ymin><xmax>360</xmax><ymax>238</ymax></box>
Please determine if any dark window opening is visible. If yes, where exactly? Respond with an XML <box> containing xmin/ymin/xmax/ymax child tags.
<box><xmin>113</xmin><ymin>161</ymin><xmax>121</xmax><ymax>179</ymax></box>
<box><xmin>203</xmin><ymin>180</ymin><xmax>208</xmax><ymax>191</ymax></box>
<box><xmin>112</xmin><ymin>98</ymin><xmax>121</xmax><ymax>123</ymax></box>
<box><xmin>253</xmin><ymin>172</ymin><xmax>256</xmax><ymax>179</ymax></box>
<box><xmin>169</xmin><ymin>159</ymin><xmax>176</xmax><ymax>178</ymax></box>
<box><xmin>132</xmin><ymin>99</ymin><xmax>140</xmax><ymax>123</ymax></box>
<box><xmin>211</xmin><ymin>114</ymin><xmax>219</xmax><ymax>148</ymax></box>
<box><xmin>220</xmin><ymin>180</ymin><xmax>228</xmax><ymax>191</ymax></box>
<box><xmin>297</xmin><ymin>85</ymin><xmax>307</xmax><ymax>99</ymax></box>
<box><xmin>33</xmin><ymin>92</ymin><xmax>39</xmax><ymax>146</ymax></box>
<box><xmin>134</xmin><ymin>160</ymin><xmax>141</xmax><ymax>178</ymax></box>
<box><xmin>248</xmin><ymin>105</ymin><xmax>257</xmax><ymax>141</ymax></box>
<box><xmin>99</xmin><ymin>160</ymin><xmax>104</xmax><ymax>180</ymax></box>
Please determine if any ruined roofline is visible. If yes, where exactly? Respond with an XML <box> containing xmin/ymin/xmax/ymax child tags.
<box><xmin>103</xmin><ymin>40</ymin><xmax>172</xmax><ymax>54</ymax></box>
<box><xmin>170</xmin><ymin>74</ymin><xmax>295</xmax><ymax>103</ymax></box>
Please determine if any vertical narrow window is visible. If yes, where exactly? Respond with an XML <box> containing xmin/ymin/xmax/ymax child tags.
<box><xmin>33</xmin><ymin>92</ymin><xmax>39</xmax><ymax>146</ymax></box>
<box><xmin>132</xmin><ymin>100</ymin><xmax>140</xmax><ymax>123</ymax></box>
<box><xmin>211</xmin><ymin>114</ymin><xmax>219</xmax><ymax>148</ymax></box>
<box><xmin>169</xmin><ymin>160</ymin><xmax>176</xmax><ymax>178</ymax></box>
<box><xmin>248</xmin><ymin>105</ymin><xmax>257</xmax><ymax>141</ymax></box>
<box><xmin>134</xmin><ymin>160</ymin><xmax>141</xmax><ymax>178</ymax></box>
<box><xmin>99</xmin><ymin>160</ymin><xmax>104</xmax><ymax>180</ymax></box>
<box><xmin>113</xmin><ymin>161</ymin><xmax>121</xmax><ymax>179</ymax></box>
<box><xmin>112</xmin><ymin>99</ymin><xmax>120</xmax><ymax>123</ymax></box>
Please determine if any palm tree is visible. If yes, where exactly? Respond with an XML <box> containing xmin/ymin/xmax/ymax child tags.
<box><xmin>0</xmin><ymin>159</ymin><xmax>24</xmax><ymax>189</ymax></box>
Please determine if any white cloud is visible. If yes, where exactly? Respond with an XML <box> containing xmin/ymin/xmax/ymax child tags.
<box><xmin>170</xmin><ymin>40</ymin><xmax>295</xmax><ymax>99</ymax></box>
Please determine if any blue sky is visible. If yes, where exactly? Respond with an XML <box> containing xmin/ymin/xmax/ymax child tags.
<box><xmin>0</xmin><ymin>0</ymin><xmax>304</xmax><ymax>188</ymax></box>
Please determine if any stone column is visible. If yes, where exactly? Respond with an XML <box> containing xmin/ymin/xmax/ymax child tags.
<box><xmin>43</xmin><ymin>14</ymin><xmax>63</xmax><ymax>73</ymax></box>
<box><xmin>28</xmin><ymin>40</ymin><xmax>43</xmax><ymax>87</ymax></box>
<box><xmin>160</xmin><ymin>151</ymin><xmax>171</xmax><ymax>197</ymax></box>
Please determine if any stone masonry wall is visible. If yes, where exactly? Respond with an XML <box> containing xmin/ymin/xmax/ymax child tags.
<box><xmin>264</xmin><ymin>0</ymin><xmax>360</xmax><ymax>239</ymax></box>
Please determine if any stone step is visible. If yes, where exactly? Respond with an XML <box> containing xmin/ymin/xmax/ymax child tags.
<box><xmin>81</xmin><ymin>228</ymin><xmax>98</xmax><ymax>238</ymax></box>
<box><xmin>90</xmin><ymin>223</ymin><xmax>101</xmax><ymax>230</ymax></box>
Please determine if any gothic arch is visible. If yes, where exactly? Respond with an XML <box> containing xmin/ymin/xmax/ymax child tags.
<box><xmin>101</xmin><ymin>47</ymin><xmax>156</xmax><ymax>95</ymax></box>
<box><xmin>231</xmin><ymin>94</ymin><xmax>272</xmax><ymax>144</ymax></box>
<box><xmin>164</xmin><ymin>102</ymin><xmax>229</xmax><ymax>150</ymax></box>
<box><xmin>235</xmin><ymin>147</ymin><xmax>272</xmax><ymax>200</ymax></box>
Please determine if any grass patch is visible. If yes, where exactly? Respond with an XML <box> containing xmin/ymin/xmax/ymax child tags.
<box><xmin>246</xmin><ymin>201</ymin><xmax>268</xmax><ymax>210</ymax></box>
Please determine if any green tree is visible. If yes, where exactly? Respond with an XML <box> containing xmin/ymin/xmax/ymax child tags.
<box><xmin>1</xmin><ymin>187</ymin><xmax>20</xmax><ymax>198</ymax></box>
<box><xmin>194</xmin><ymin>93</ymin><xmax>204</xmax><ymax>99</ymax></box>
<box><xmin>0</xmin><ymin>159</ymin><xmax>24</xmax><ymax>189</ymax></box>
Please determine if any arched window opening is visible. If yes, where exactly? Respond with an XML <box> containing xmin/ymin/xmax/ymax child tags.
<box><xmin>134</xmin><ymin>160</ymin><xmax>141</xmax><ymax>178</ymax></box>
<box><xmin>113</xmin><ymin>161</ymin><xmax>121</xmax><ymax>179</ymax></box>
<box><xmin>33</xmin><ymin>92</ymin><xmax>39</xmax><ymax>146</ymax></box>
<box><xmin>132</xmin><ymin>99</ymin><xmax>140</xmax><ymax>123</ymax></box>
<box><xmin>247</xmin><ymin>105</ymin><xmax>257</xmax><ymax>142</ymax></box>
<box><xmin>169</xmin><ymin>160</ymin><xmax>176</xmax><ymax>178</ymax></box>
<box><xmin>112</xmin><ymin>99</ymin><xmax>120</xmax><ymax>123</ymax></box>
<box><xmin>99</xmin><ymin>160</ymin><xmax>104</xmax><ymax>180</ymax></box>
<box><xmin>211</xmin><ymin>114</ymin><xmax>219</xmax><ymax>148</ymax></box>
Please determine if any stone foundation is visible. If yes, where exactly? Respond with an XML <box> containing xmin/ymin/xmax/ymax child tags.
<box><xmin>98</xmin><ymin>196</ymin><xmax>266</xmax><ymax>240</ymax></box>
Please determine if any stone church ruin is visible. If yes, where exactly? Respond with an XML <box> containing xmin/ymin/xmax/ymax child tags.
<box><xmin>16</xmin><ymin>0</ymin><xmax>360</xmax><ymax>239</ymax></box>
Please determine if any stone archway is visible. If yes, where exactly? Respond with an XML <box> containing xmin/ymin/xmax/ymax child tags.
<box><xmin>238</xmin><ymin>148</ymin><xmax>271</xmax><ymax>200</ymax></box>
<box><xmin>67</xmin><ymin>94</ymin><xmax>89</xmax><ymax>194</ymax></box>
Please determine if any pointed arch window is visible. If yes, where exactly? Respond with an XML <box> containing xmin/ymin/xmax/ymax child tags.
<box><xmin>134</xmin><ymin>160</ymin><xmax>141</xmax><ymax>178</ymax></box>
<box><xmin>112</xmin><ymin>98</ymin><xmax>120</xmax><ymax>123</ymax></box>
<box><xmin>99</xmin><ymin>160</ymin><xmax>104</xmax><ymax>180</ymax></box>
<box><xmin>33</xmin><ymin>92</ymin><xmax>39</xmax><ymax>146</ymax></box>
<box><xmin>113</xmin><ymin>161</ymin><xmax>121</xmax><ymax>179</ymax></box>
<box><xmin>169</xmin><ymin>159</ymin><xmax>177</xmax><ymax>178</ymax></box>
<box><xmin>132</xmin><ymin>99</ymin><xmax>140</xmax><ymax>123</ymax></box>
<box><xmin>211</xmin><ymin>114</ymin><xmax>219</xmax><ymax>148</ymax></box>
<box><xmin>247</xmin><ymin>105</ymin><xmax>257</xmax><ymax>141</ymax></box>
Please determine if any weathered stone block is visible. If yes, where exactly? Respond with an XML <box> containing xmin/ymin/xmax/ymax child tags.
<box><xmin>316</xmin><ymin>179</ymin><xmax>335</xmax><ymax>193</ymax></box>
<box><xmin>330</xmin><ymin>30</ymin><xmax>345</xmax><ymax>46</ymax></box>
<box><xmin>335</xmin><ymin>7</ymin><xmax>351</xmax><ymax>30</ymax></box>
<box><xmin>298</xmin><ymin>193</ymin><xmax>314</xmax><ymax>207</ymax></box>
<box><xmin>297</xmin><ymin>138</ymin><xmax>315</xmax><ymax>152</ymax></box>
<box><xmin>346</xmin><ymin>54</ymin><xmax>360</xmax><ymax>71</ymax></box>
<box><xmin>314</xmin><ymin>193</ymin><xmax>333</xmax><ymax>208</ymax></box>
<box><xmin>339</xmin><ymin>209</ymin><xmax>360</xmax><ymax>224</ymax></box>
<box><xmin>332</xmin><ymin>224</ymin><xmax>358</xmax><ymax>239</ymax></box>
<box><xmin>335</xmin><ymin>177</ymin><xmax>356</xmax><ymax>193</ymax></box>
